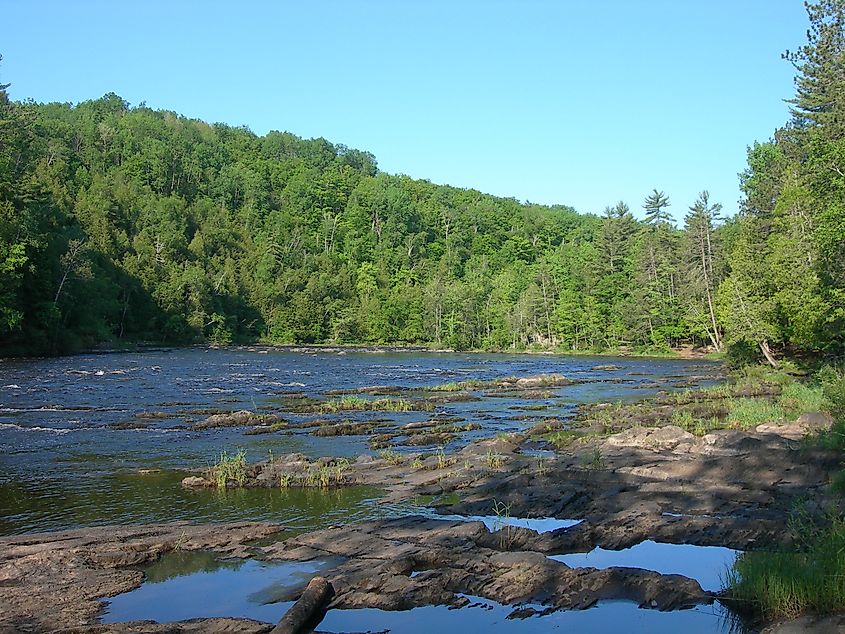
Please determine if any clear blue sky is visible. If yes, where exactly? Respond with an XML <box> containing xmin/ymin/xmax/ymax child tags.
<box><xmin>1</xmin><ymin>1</ymin><xmax>807</xmax><ymax>221</ymax></box>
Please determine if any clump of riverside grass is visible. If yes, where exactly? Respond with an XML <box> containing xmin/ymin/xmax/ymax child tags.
<box><xmin>485</xmin><ymin>447</ymin><xmax>504</xmax><ymax>470</ymax></box>
<box><xmin>779</xmin><ymin>382</ymin><xmax>827</xmax><ymax>419</ymax></box>
<box><xmin>545</xmin><ymin>430</ymin><xmax>584</xmax><ymax>449</ymax></box>
<box><xmin>377</xmin><ymin>448</ymin><xmax>403</xmax><ymax>465</ymax></box>
<box><xmin>816</xmin><ymin>366</ymin><xmax>845</xmax><ymax>491</ymax></box>
<box><xmin>724</xmin><ymin>364</ymin><xmax>835</xmax><ymax>429</ymax></box>
<box><xmin>491</xmin><ymin>499</ymin><xmax>516</xmax><ymax>551</ymax></box>
<box><xmin>210</xmin><ymin>449</ymin><xmax>247</xmax><ymax>488</ymax></box>
<box><xmin>430</xmin><ymin>378</ymin><xmax>491</xmax><ymax>392</ymax></box>
<box><xmin>818</xmin><ymin>366</ymin><xmax>845</xmax><ymax>440</ymax></box>
<box><xmin>724</xmin><ymin>515</ymin><xmax>845</xmax><ymax>621</ymax></box>
<box><xmin>429</xmin><ymin>374</ymin><xmax>569</xmax><ymax>392</ymax></box>
<box><xmin>320</xmin><ymin>396</ymin><xmax>432</xmax><ymax>413</ymax></box>
<box><xmin>638</xmin><ymin>364</ymin><xmax>829</xmax><ymax>434</ymax></box>
<box><xmin>724</xmin><ymin>365</ymin><xmax>845</xmax><ymax>622</ymax></box>
<box><xmin>725</xmin><ymin>398</ymin><xmax>786</xmax><ymax>429</ymax></box>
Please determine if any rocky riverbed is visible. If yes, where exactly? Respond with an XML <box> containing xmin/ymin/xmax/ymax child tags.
<box><xmin>2</xmin><ymin>418</ymin><xmax>842</xmax><ymax>633</ymax></box>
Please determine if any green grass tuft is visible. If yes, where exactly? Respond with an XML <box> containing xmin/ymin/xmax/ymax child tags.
<box><xmin>377</xmin><ymin>448</ymin><xmax>403</xmax><ymax>465</ymax></box>
<box><xmin>820</xmin><ymin>366</ymin><xmax>845</xmax><ymax>425</ymax></box>
<box><xmin>580</xmin><ymin>447</ymin><xmax>604</xmax><ymax>469</ymax></box>
<box><xmin>778</xmin><ymin>382</ymin><xmax>826</xmax><ymax>419</ymax></box>
<box><xmin>321</xmin><ymin>396</ymin><xmax>432</xmax><ymax>413</ymax></box>
<box><xmin>430</xmin><ymin>378</ymin><xmax>491</xmax><ymax>392</ymax></box>
<box><xmin>485</xmin><ymin>447</ymin><xmax>504</xmax><ymax>470</ymax></box>
<box><xmin>211</xmin><ymin>449</ymin><xmax>247</xmax><ymax>488</ymax></box>
<box><xmin>545</xmin><ymin>430</ymin><xmax>582</xmax><ymax>449</ymax></box>
<box><xmin>725</xmin><ymin>517</ymin><xmax>845</xmax><ymax>621</ymax></box>
<box><xmin>738</xmin><ymin>364</ymin><xmax>796</xmax><ymax>388</ymax></box>
<box><xmin>726</xmin><ymin>398</ymin><xmax>785</xmax><ymax>429</ymax></box>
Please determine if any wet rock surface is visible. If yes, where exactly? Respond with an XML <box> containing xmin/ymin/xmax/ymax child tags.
<box><xmin>761</xmin><ymin>612</ymin><xmax>845</xmax><ymax>633</ymax></box>
<box><xmin>0</xmin><ymin>523</ymin><xmax>282</xmax><ymax>633</ymax></box>
<box><xmin>185</xmin><ymin>422</ymin><xmax>838</xmax><ymax>552</ymax></box>
<box><xmin>193</xmin><ymin>410</ymin><xmax>283</xmax><ymax>430</ymax></box>
<box><xmin>5</xmin><ymin>421</ymin><xmax>841</xmax><ymax>632</ymax></box>
<box><xmin>66</xmin><ymin>618</ymin><xmax>273</xmax><ymax>633</ymax></box>
<box><xmin>431</xmin><ymin>427</ymin><xmax>838</xmax><ymax>551</ymax></box>
<box><xmin>259</xmin><ymin>516</ymin><xmax>709</xmax><ymax>612</ymax></box>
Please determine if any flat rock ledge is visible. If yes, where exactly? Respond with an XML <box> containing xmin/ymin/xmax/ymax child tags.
<box><xmin>192</xmin><ymin>410</ymin><xmax>282</xmax><ymax>431</ymax></box>
<box><xmin>0</xmin><ymin>522</ymin><xmax>282</xmax><ymax>633</ymax></box>
<box><xmin>185</xmin><ymin>424</ymin><xmax>840</xmax><ymax>552</ymax></box>
<box><xmin>259</xmin><ymin>516</ymin><xmax>710</xmax><ymax>613</ymax></box>
<box><xmin>0</xmin><ymin>516</ymin><xmax>712</xmax><ymax>634</ymax></box>
<box><xmin>4</xmin><ymin>423</ymin><xmax>842</xmax><ymax>632</ymax></box>
<box><xmin>761</xmin><ymin>612</ymin><xmax>845</xmax><ymax>633</ymax></box>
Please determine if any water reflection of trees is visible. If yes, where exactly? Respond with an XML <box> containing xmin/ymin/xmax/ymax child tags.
<box><xmin>141</xmin><ymin>550</ymin><xmax>242</xmax><ymax>583</ymax></box>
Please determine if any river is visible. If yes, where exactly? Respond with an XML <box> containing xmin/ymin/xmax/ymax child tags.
<box><xmin>0</xmin><ymin>346</ymin><xmax>721</xmax><ymax>534</ymax></box>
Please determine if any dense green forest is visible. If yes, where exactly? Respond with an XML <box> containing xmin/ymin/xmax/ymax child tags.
<box><xmin>0</xmin><ymin>1</ymin><xmax>842</xmax><ymax>362</ymax></box>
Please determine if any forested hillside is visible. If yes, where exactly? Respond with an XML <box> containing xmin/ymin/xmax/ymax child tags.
<box><xmin>0</xmin><ymin>1</ymin><xmax>842</xmax><ymax>361</ymax></box>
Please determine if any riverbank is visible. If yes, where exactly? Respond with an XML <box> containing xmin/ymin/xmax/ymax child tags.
<box><xmin>3</xmin><ymin>411</ymin><xmax>841</xmax><ymax>632</ymax></box>
<box><xmin>240</xmin><ymin>341</ymin><xmax>719</xmax><ymax>361</ymax></box>
<box><xmin>3</xmin><ymin>340</ymin><xmax>717</xmax><ymax>362</ymax></box>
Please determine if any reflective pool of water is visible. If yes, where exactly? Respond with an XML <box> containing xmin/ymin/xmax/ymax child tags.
<box><xmin>318</xmin><ymin>598</ymin><xmax>748</xmax><ymax>634</ymax></box>
<box><xmin>0</xmin><ymin>470</ymin><xmax>388</xmax><ymax>535</ymax></box>
<box><xmin>101</xmin><ymin>551</ymin><xmax>337</xmax><ymax>623</ymax></box>
<box><xmin>429</xmin><ymin>513</ymin><xmax>581</xmax><ymax>533</ymax></box>
<box><xmin>549</xmin><ymin>541</ymin><xmax>739</xmax><ymax>592</ymax></box>
<box><xmin>104</xmin><ymin>554</ymin><xmax>749</xmax><ymax>634</ymax></box>
<box><xmin>98</xmin><ymin>546</ymin><xmax>750</xmax><ymax>633</ymax></box>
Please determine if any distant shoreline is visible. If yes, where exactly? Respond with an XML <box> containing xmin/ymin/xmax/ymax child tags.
<box><xmin>1</xmin><ymin>341</ymin><xmax>718</xmax><ymax>362</ymax></box>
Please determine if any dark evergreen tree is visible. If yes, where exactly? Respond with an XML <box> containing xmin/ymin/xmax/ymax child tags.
<box><xmin>785</xmin><ymin>0</ymin><xmax>845</xmax><ymax>137</ymax></box>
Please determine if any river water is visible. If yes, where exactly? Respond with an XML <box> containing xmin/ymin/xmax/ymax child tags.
<box><xmin>0</xmin><ymin>347</ymin><xmax>721</xmax><ymax>535</ymax></box>
<box><xmin>2</xmin><ymin>347</ymin><xmax>751</xmax><ymax>632</ymax></box>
